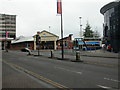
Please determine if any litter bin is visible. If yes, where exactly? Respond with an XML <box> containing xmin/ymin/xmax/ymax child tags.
<box><xmin>76</xmin><ymin>51</ymin><xmax>80</xmax><ymax>60</ymax></box>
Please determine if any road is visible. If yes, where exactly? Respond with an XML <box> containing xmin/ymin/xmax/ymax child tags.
<box><xmin>32</xmin><ymin>50</ymin><xmax>118</xmax><ymax>67</ymax></box>
<box><xmin>2</xmin><ymin>50</ymin><xmax>119</xmax><ymax>89</ymax></box>
<box><xmin>0</xmin><ymin>50</ymin><xmax>2</xmax><ymax>89</ymax></box>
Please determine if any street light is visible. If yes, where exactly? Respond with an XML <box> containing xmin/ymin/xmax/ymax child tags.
<box><xmin>79</xmin><ymin>17</ymin><xmax>82</xmax><ymax>38</ymax></box>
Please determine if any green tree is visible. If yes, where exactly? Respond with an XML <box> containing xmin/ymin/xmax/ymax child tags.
<box><xmin>93</xmin><ymin>30</ymin><xmax>101</xmax><ymax>38</ymax></box>
<box><xmin>83</xmin><ymin>22</ymin><xmax>94</xmax><ymax>38</ymax></box>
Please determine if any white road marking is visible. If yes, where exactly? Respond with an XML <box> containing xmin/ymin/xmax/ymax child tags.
<box><xmin>55</xmin><ymin>66</ymin><xmax>82</xmax><ymax>75</ymax></box>
<box><xmin>104</xmin><ymin>78</ymin><xmax>120</xmax><ymax>83</ymax></box>
<box><xmin>97</xmin><ymin>85</ymin><xmax>111</xmax><ymax>89</ymax></box>
<box><xmin>34</xmin><ymin>57</ymin><xmax>39</xmax><ymax>58</ymax></box>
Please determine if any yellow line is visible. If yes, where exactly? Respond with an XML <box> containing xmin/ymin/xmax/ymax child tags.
<box><xmin>3</xmin><ymin>60</ymin><xmax>72</xmax><ymax>89</ymax></box>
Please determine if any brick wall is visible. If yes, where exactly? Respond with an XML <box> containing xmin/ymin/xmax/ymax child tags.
<box><xmin>57</xmin><ymin>35</ymin><xmax>73</xmax><ymax>49</ymax></box>
<box><xmin>10</xmin><ymin>41</ymin><xmax>34</xmax><ymax>50</ymax></box>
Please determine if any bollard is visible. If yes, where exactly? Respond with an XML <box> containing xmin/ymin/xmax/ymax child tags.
<box><xmin>6</xmin><ymin>49</ymin><xmax>8</xmax><ymax>52</ymax></box>
<box><xmin>26</xmin><ymin>48</ymin><xmax>32</xmax><ymax>55</ymax></box>
<box><xmin>28</xmin><ymin>50</ymin><xmax>32</xmax><ymax>55</ymax></box>
<box><xmin>76</xmin><ymin>51</ymin><xmax>80</xmax><ymax>60</ymax></box>
<box><xmin>95</xmin><ymin>47</ymin><xmax>96</xmax><ymax>52</ymax></box>
<box><xmin>51</xmin><ymin>50</ymin><xmax>54</xmax><ymax>58</ymax></box>
<box><xmin>75</xmin><ymin>51</ymin><xmax>83</xmax><ymax>62</ymax></box>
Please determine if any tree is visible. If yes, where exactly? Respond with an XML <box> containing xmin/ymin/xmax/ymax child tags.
<box><xmin>93</xmin><ymin>29</ymin><xmax>101</xmax><ymax>38</ymax></box>
<box><xmin>83</xmin><ymin>22</ymin><xmax>94</xmax><ymax>38</ymax></box>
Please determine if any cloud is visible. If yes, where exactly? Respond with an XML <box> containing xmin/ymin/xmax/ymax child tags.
<box><xmin>0</xmin><ymin>0</ymin><xmax>114</xmax><ymax>38</ymax></box>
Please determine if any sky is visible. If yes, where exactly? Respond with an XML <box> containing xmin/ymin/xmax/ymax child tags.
<box><xmin>0</xmin><ymin>0</ymin><xmax>114</xmax><ymax>38</ymax></box>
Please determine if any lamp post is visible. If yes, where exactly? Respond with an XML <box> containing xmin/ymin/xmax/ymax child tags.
<box><xmin>61</xmin><ymin>0</ymin><xmax>64</xmax><ymax>60</ymax></box>
<box><xmin>79</xmin><ymin>17</ymin><xmax>82</xmax><ymax>38</ymax></box>
<box><xmin>57</xmin><ymin>0</ymin><xmax>64</xmax><ymax>59</ymax></box>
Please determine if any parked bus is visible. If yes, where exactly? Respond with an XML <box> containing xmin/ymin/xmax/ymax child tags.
<box><xmin>73</xmin><ymin>38</ymin><xmax>102</xmax><ymax>50</ymax></box>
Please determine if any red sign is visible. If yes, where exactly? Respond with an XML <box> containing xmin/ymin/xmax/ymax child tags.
<box><xmin>57</xmin><ymin>0</ymin><xmax>61</xmax><ymax>14</ymax></box>
<box><xmin>6</xmin><ymin>31</ymin><xmax>8</xmax><ymax>38</ymax></box>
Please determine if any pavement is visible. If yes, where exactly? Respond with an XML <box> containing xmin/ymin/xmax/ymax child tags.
<box><xmin>5</xmin><ymin>49</ymin><xmax>119</xmax><ymax>68</ymax></box>
<box><xmin>72</xmin><ymin>50</ymin><xmax>119</xmax><ymax>59</ymax></box>
<box><xmin>32</xmin><ymin>49</ymin><xmax>119</xmax><ymax>59</ymax></box>
<box><xmin>21</xmin><ymin>49</ymin><xmax>118</xmax><ymax>68</ymax></box>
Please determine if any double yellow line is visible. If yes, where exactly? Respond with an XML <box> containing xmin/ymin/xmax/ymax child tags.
<box><xmin>3</xmin><ymin>60</ymin><xmax>73</xmax><ymax>89</ymax></box>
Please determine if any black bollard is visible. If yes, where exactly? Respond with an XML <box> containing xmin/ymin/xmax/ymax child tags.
<box><xmin>51</xmin><ymin>50</ymin><xmax>54</xmax><ymax>58</ymax></box>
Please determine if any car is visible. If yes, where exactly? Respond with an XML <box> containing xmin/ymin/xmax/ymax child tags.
<box><xmin>21</xmin><ymin>48</ymin><xmax>30</xmax><ymax>52</ymax></box>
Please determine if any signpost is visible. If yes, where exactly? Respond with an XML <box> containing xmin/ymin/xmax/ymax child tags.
<box><xmin>57</xmin><ymin>0</ymin><xmax>64</xmax><ymax>59</ymax></box>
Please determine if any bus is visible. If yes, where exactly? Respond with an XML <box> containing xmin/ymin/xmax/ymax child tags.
<box><xmin>73</xmin><ymin>38</ymin><xmax>102</xmax><ymax>50</ymax></box>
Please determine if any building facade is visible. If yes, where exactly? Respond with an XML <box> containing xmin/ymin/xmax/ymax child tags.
<box><xmin>10</xmin><ymin>36</ymin><xmax>34</xmax><ymax>50</ymax></box>
<box><xmin>100</xmin><ymin>0</ymin><xmax>120</xmax><ymax>52</ymax></box>
<box><xmin>10</xmin><ymin>31</ymin><xmax>59</xmax><ymax>50</ymax></box>
<box><xmin>0</xmin><ymin>14</ymin><xmax>16</xmax><ymax>50</ymax></box>
<box><xmin>56</xmin><ymin>34</ymin><xmax>73</xmax><ymax>49</ymax></box>
<box><xmin>34</xmin><ymin>30</ymin><xmax>59</xmax><ymax>50</ymax></box>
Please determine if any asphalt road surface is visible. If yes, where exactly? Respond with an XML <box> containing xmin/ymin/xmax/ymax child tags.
<box><xmin>32</xmin><ymin>50</ymin><xmax>118</xmax><ymax>67</ymax></box>
<box><xmin>2</xmin><ymin>50</ymin><xmax>119</xmax><ymax>89</ymax></box>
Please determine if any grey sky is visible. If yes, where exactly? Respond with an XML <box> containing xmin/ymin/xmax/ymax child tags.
<box><xmin>0</xmin><ymin>0</ymin><xmax>114</xmax><ymax>38</ymax></box>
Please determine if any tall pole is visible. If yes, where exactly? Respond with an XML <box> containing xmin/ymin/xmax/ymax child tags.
<box><xmin>79</xmin><ymin>17</ymin><xmax>82</xmax><ymax>38</ymax></box>
<box><xmin>61</xmin><ymin>0</ymin><xmax>64</xmax><ymax>59</ymax></box>
<box><xmin>57</xmin><ymin>0</ymin><xmax>64</xmax><ymax>59</ymax></box>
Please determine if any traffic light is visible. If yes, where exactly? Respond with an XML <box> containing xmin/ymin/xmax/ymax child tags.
<box><xmin>36</xmin><ymin>35</ymin><xmax>41</xmax><ymax>45</ymax></box>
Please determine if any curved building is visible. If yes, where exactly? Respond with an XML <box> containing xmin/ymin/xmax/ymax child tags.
<box><xmin>100</xmin><ymin>0</ymin><xmax>120</xmax><ymax>52</ymax></box>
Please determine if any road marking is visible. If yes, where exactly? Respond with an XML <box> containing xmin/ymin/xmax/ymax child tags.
<box><xmin>34</xmin><ymin>57</ymin><xmax>39</xmax><ymax>58</ymax></box>
<box><xmin>55</xmin><ymin>66</ymin><xmax>82</xmax><ymax>75</ymax></box>
<box><xmin>85</xmin><ymin>61</ymin><xmax>116</xmax><ymax>67</ymax></box>
<box><xmin>97</xmin><ymin>85</ymin><xmax>111</xmax><ymax>89</ymax></box>
<box><xmin>104</xmin><ymin>78</ymin><xmax>120</xmax><ymax>83</ymax></box>
<box><xmin>3</xmin><ymin>61</ymin><xmax>53</xmax><ymax>88</ymax></box>
<box><xmin>3</xmin><ymin>60</ymin><xmax>72</xmax><ymax>89</ymax></box>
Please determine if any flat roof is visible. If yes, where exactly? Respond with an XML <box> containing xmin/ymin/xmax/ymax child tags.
<box><xmin>11</xmin><ymin>36</ymin><xmax>34</xmax><ymax>44</ymax></box>
<box><xmin>0</xmin><ymin>13</ymin><xmax>16</xmax><ymax>16</ymax></box>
